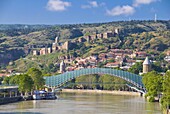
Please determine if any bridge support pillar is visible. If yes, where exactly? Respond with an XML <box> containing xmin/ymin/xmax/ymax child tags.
<box><xmin>51</xmin><ymin>87</ymin><xmax>55</xmax><ymax>92</ymax></box>
<box><xmin>9</xmin><ymin>91</ymin><xmax>12</xmax><ymax>97</ymax></box>
<box><xmin>4</xmin><ymin>92</ymin><xmax>6</xmax><ymax>98</ymax></box>
<box><xmin>15</xmin><ymin>91</ymin><xmax>17</xmax><ymax>97</ymax></box>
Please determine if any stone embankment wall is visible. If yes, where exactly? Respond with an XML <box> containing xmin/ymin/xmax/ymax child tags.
<box><xmin>0</xmin><ymin>97</ymin><xmax>22</xmax><ymax>105</ymax></box>
<box><xmin>62</xmin><ymin>89</ymin><xmax>141</xmax><ymax>96</ymax></box>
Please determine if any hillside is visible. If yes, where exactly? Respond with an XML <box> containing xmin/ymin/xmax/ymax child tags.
<box><xmin>0</xmin><ymin>20</ymin><xmax>170</xmax><ymax>70</ymax></box>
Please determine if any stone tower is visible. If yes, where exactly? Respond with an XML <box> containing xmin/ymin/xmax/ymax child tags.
<box><xmin>115</xmin><ymin>28</ymin><xmax>119</xmax><ymax>34</ymax></box>
<box><xmin>143</xmin><ymin>57</ymin><xmax>151</xmax><ymax>73</ymax></box>
<box><xmin>52</xmin><ymin>43</ymin><xmax>58</xmax><ymax>52</ymax></box>
<box><xmin>60</xmin><ymin>60</ymin><xmax>65</xmax><ymax>73</ymax></box>
<box><xmin>55</xmin><ymin>36</ymin><xmax>59</xmax><ymax>44</ymax></box>
<box><xmin>62</xmin><ymin>41</ymin><xmax>69</xmax><ymax>50</ymax></box>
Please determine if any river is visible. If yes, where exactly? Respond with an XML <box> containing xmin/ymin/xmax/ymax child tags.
<box><xmin>0</xmin><ymin>92</ymin><xmax>162</xmax><ymax>114</ymax></box>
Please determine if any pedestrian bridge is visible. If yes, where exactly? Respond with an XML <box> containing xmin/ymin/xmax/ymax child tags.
<box><xmin>44</xmin><ymin>68</ymin><xmax>145</xmax><ymax>92</ymax></box>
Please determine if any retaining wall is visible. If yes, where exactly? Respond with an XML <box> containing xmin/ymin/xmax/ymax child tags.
<box><xmin>62</xmin><ymin>89</ymin><xmax>141</xmax><ymax>96</ymax></box>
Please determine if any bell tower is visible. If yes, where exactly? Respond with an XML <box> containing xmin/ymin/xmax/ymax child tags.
<box><xmin>143</xmin><ymin>57</ymin><xmax>151</xmax><ymax>73</ymax></box>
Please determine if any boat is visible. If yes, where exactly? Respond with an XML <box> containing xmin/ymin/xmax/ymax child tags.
<box><xmin>33</xmin><ymin>90</ymin><xmax>57</xmax><ymax>100</ymax></box>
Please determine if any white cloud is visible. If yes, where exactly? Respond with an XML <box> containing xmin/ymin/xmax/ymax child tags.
<box><xmin>81</xmin><ymin>1</ymin><xmax>105</xmax><ymax>9</ymax></box>
<box><xmin>106</xmin><ymin>5</ymin><xmax>135</xmax><ymax>16</ymax></box>
<box><xmin>46</xmin><ymin>0</ymin><xmax>71</xmax><ymax>12</ymax></box>
<box><xmin>89</xmin><ymin>1</ymin><xmax>98</xmax><ymax>7</ymax></box>
<box><xmin>133</xmin><ymin>0</ymin><xmax>159</xmax><ymax>7</ymax></box>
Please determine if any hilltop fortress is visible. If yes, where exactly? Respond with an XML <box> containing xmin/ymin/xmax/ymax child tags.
<box><xmin>32</xmin><ymin>28</ymin><xmax>119</xmax><ymax>55</ymax></box>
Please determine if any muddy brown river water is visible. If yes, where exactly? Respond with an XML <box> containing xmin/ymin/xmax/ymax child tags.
<box><xmin>0</xmin><ymin>92</ymin><xmax>162</xmax><ymax>114</ymax></box>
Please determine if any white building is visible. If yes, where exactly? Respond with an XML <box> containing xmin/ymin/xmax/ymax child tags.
<box><xmin>60</xmin><ymin>60</ymin><xmax>66</xmax><ymax>73</ymax></box>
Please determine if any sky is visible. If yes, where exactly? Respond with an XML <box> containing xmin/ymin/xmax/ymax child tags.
<box><xmin>0</xmin><ymin>0</ymin><xmax>170</xmax><ymax>24</ymax></box>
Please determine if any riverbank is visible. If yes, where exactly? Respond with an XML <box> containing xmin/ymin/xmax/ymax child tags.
<box><xmin>62</xmin><ymin>89</ymin><xmax>142</xmax><ymax>96</ymax></box>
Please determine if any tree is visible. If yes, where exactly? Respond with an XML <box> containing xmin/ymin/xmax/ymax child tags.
<box><xmin>27</xmin><ymin>67</ymin><xmax>45</xmax><ymax>90</ymax></box>
<box><xmin>114</xmin><ymin>77</ymin><xmax>126</xmax><ymax>90</ymax></box>
<box><xmin>161</xmin><ymin>71</ymin><xmax>170</xmax><ymax>109</ymax></box>
<box><xmin>75</xmin><ymin>74</ymin><xmax>99</xmax><ymax>89</ymax></box>
<box><xmin>47</xmin><ymin>63</ymin><xmax>57</xmax><ymax>73</ymax></box>
<box><xmin>3</xmin><ymin>76</ymin><xmax>12</xmax><ymax>85</ymax></box>
<box><xmin>99</xmin><ymin>74</ymin><xmax>115</xmax><ymax>90</ymax></box>
<box><xmin>99</xmin><ymin>74</ymin><xmax>126</xmax><ymax>90</ymax></box>
<box><xmin>142</xmin><ymin>71</ymin><xmax>163</xmax><ymax>98</ymax></box>
<box><xmin>7</xmin><ymin>74</ymin><xmax>34</xmax><ymax>95</ymax></box>
<box><xmin>97</xmin><ymin>62</ymin><xmax>106</xmax><ymax>68</ymax></box>
<box><xmin>0</xmin><ymin>77</ymin><xmax>3</xmax><ymax>84</ymax></box>
<box><xmin>9</xmin><ymin>75</ymin><xmax>20</xmax><ymax>85</ymax></box>
<box><xmin>107</xmin><ymin>59</ymin><xmax>115</xmax><ymax>63</ymax></box>
<box><xmin>128</xmin><ymin>62</ymin><xmax>142</xmax><ymax>74</ymax></box>
<box><xmin>18</xmin><ymin>74</ymin><xmax>34</xmax><ymax>95</ymax></box>
<box><xmin>152</xmin><ymin>62</ymin><xmax>167</xmax><ymax>72</ymax></box>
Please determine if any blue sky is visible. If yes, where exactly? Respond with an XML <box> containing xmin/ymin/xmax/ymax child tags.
<box><xmin>0</xmin><ymin>0</ymin><xmax>169</xmax><ymax>24</ymax></box>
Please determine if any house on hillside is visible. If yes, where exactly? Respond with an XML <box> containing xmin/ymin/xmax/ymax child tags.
<box><xmin>124</xmin><ymin>60</ymin><xmax>136</xmax><ymax>66</ymax></box>
<box><xmin>164</xmin><ymin>56</ymin><xmax>170</xmax><ymax>62</ymax></box>
<box><xmin>105</xmin><ymin>62</ymin><xmax>120</xmax><ymax>68</ymax></box>
<box><xmin>131</xmin><ymin>51</ymin><xmax>147</xmax><ymax>59</ymax></box>
<box><xmin>33</xmin><ymin>50</ymin><xmax>38</xmax><ymax>56</ymax></box>
<box><xmin>40</xmin><ymin>48</ymin><xmax>48</xmax><ymax>55</ymax></box>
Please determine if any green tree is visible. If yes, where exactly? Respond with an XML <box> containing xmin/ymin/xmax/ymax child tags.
<box><xmin>75</xmin><ymin>74</ymin><xmax>99</xmax><ymax>89</ymax></box>
<box><xmin>47</xmin><ymin>63</ymin><xmax>57</xmax><ymax>73</ymax></box>
<box><xmin>3</xmin><ymin>76</ymin><xmax>12</xmax><ymax>85</ymax></box>
<box><xmin>107</xmin><ymin>59</ymin><xmax>115</xmax><ymax>63</ymax></box>
<box><xmin>155</xmin><ymin>53</ymin><xmax>165</xmax><ymax>61</ymax></box>
<box><xmin>99</xmin><ymin>74</ymin><xmax>115</xmax><ymax>90</ymax></box>
<box><xmin>97</xmin><ymin>62</ymin><xmax>106</xmax><ymax>68</ymax></box>
<box><xmin>0</xmin><ymin>77</ymin><xmax>3</xmax><ymax>84</ymax></box>
<box><xmin>27</xmin><ymin>67</ymin><xmax>45</xmax><ymax>90</ymax></box>
<box><xmin>114</xmin><ymin>77</ymin><xmax>126</xmax><ymax>90</ymax></box>
<box><xmin>99</xmin><ymin>74</ymin><xmax>126</xmax><ymax>90</ymax></box>
<box><xmin>152</xmin><ymin>62</ymin><xmax>167</xmax><ymax>72</ymax></box>
<box><xmin>142</xmin><ymin>71</ymin><xmax>163</xmax><ymax>98</ymax></box>
<box><xmin>18</xmin><ymin>74</ymin><xmax>34</xmax><ymax>95</ymax></box>
<box><xmin>161</xmin><ymin>71</ymin><xmax>170</xmax><ymax>110</ymax></box>
<box><xmin>9</xmin><ymin>75</ymin><xmax>20</xmax><ymax>85</ymax></box>
<box><xmin>128</xmin><ymin>62</ymin><xmax>142</xmax><ymax>74</ymax></box>
<box><xmin>7</xmin><ymin>74</ymin><xmax>34</xmax><ymax>95</ymax></box>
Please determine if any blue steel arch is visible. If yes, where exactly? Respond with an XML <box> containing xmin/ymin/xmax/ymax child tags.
<box><xmin>44</xmin><ymin>68</ymin><xmax>145</xmax><ymax>90</ymax></box>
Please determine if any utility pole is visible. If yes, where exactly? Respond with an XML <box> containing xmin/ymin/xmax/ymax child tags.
<box><xmin>154</xmin><ymin>13</ymin><xmax>157</xmax><ymax>22</ymax></box>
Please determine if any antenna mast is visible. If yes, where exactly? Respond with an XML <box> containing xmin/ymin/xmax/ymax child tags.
<box><xmin>154</xmin><ymin>13</ymin><xmax>157</xmax><ymax>22</ymax></box>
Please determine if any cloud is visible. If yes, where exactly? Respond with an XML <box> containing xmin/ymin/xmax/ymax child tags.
<box><xmin>89</xmin><ymin>1</ymin><xmax>98</xmax><ymax>7</ymax></box>
<box><xmin>106</xmin><ymin>0</ymin><xmax>160</xmax><ymax>16</ymax></box>
<box><xmin>81</xmin><ymin>1</ymin><xmax>105</xmax><ymax>9</ymax></box>
<box><xmin>106</xmin><ymin>5</ymin><xmax>135</xmax><ymax>16</ymax></box>
<box><xmin>133</xmin><ymin>0</ymin><xmax>159</xmax><ymax>7</ymax></box>
<box><xmin>46</xmin><ymin>0</ymin><xmax>71</xmax><ymax>11</ymax></box>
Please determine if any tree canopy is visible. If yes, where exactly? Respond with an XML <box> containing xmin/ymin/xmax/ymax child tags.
<box><xmin>75</xmin><ymin>74</ymin><xmax>126</xmax><ymax>90</ymax></box>
<box><xmin>18</xmin><ymin>74</ymin><xmax>33</xmax><ymax>95</ymax></box>
<box><xmin>161</xmin><ymin>71</ymin><xmax>170</xmax><ymax>109</ymax></box>
<box><xmin>142</xmin><ymin>71</ymin><xmax>163</xmax><ymax>98</ymax></box>
<box><xmin>5</xmin><ymin>74</ymin><xmax>33</xmax><ymax>95</ymax></box>
<box><xmin>3</xmin><ymin>67</ymin><xmax>45</xmax><ymax>95</ymax></box>
<box><xmin>128</xmin><ymin>62</ymin><xmax>142</xmax><ymax>74</ymax></box>
<box><xmin>27</xmin><ymin>67</ymin><xmax>45</xmax><ymax>90</ymax></box>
